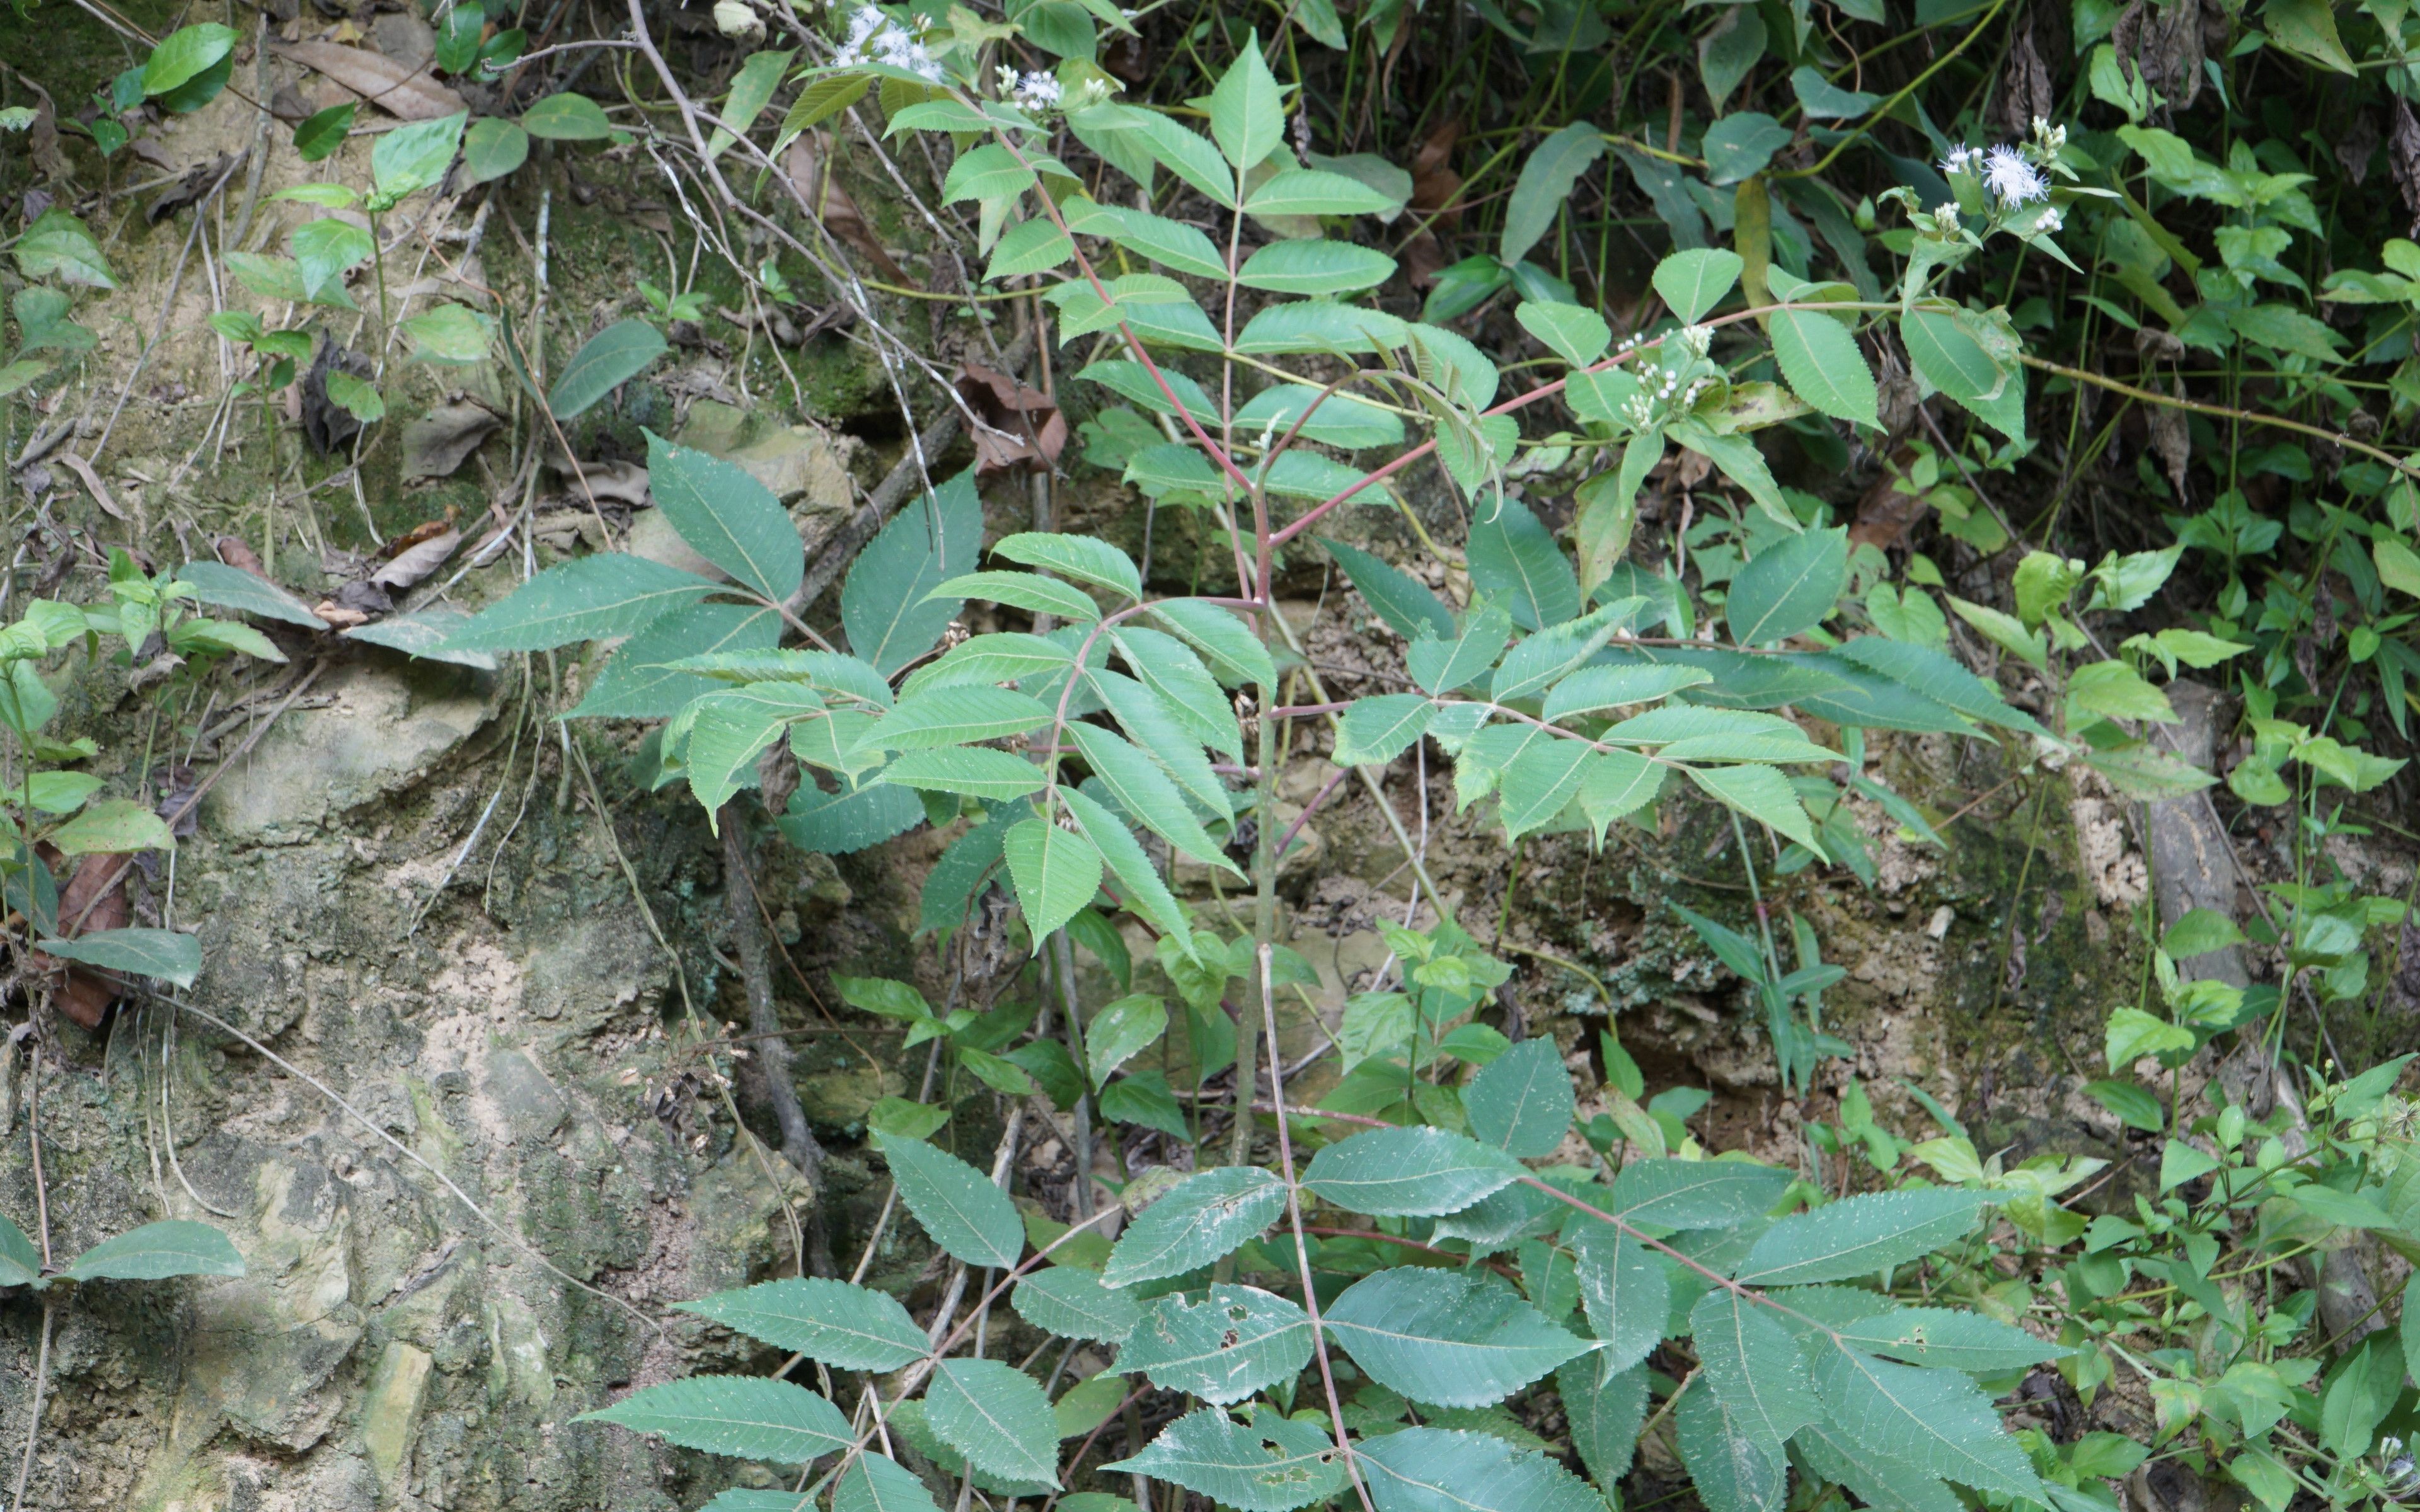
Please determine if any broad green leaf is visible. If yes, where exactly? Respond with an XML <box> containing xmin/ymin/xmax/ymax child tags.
<box><xmin>1728</xmin><ymin>527</ymin><xmax>1848</xmax><ymax>644</ymax></box>
<box><xmin>1232</xmin><ymin>385</ymin><xmax>1405</xmax><ymax>450</ymax></box>
<box><xmin>1104</xmin><ymin>1167</ymin><xmax>1288</xmax><ymax>1286</ymax></box>
<box><xmin>986</xmin><ymin>216</ymin><xmax>1073</xmax><ymax>281</ymax></box>
<box><xmin>907</xmin><ymin>632</ymin><xmax>1075</xmax><ymax>694</ymax></box>
<box><xmin>574</xmin><ymin>603</ymin><xmax>781</xmax><ymax>719</ymax></box>
<box><xmin>856</xmin><ymin>687</ymin><xmax>1055</xmax><ymax>753</ymax></box>
<box><xmin>1466</xmin><ymin>501</ymin><xmax>1579</xmax><ymax>631</ymax></box>
<box><xmin>1077</xmin><ymin>105</ymin><xmax>1236</xmax><ymax>206</ymax></box>
<box><xmin>1004</xmin><ymin>816</ymin><xmax>1103</xmax><ymax>939</ymax></box>
<box><xmin>291</xmin><ymin>217</ymin><xmax>374</xmax><ymax>304</ymax></box>
<box><xmin>1502</xmin><ymin>123</ymin><xmax>1608</xmax><ymax>266</ymax></box>
<box><xmin>1084</xmin><ymin>993</ymin><xmax>1168</xmax><ymax>1090</ymax></box>
<box><xmin>1808</xmin><ymin>1346</ymin><xmax>2047</xmax><ymax>1499</ymax></box>
<box><xmin>1689</xmin><ymin>1289</ymin><xmax>1818</xmax><ymax>1454</ymax></box>
<box><xmin>1544</xmin><ymin>663</ymin><xmax>1712</xmax><ymax>720</ymax></box>
<box><xmin>1104</xmin><ymin>1407</ymin><xmax>1344</xmax><ymax>1512</ymax></box>
<box><xmin>400</xmin><ymin>303</ymin><xmax>495</xmax><ymax>364</ymax></box>
<box><xmin>846</xmin><ymin>472</ymin><xmax>985</xmax><ymax>675</ymax></box>
<box><xmin>13</xmin><ymin>209</ymin><xmax>115</xmax><ymax>290</ymax></box>
<box><xmin>0</xmin><ymin>1212</ymin><xmax>38</xmax><ymax>1288</ymax></box>
<box><xmin>49</xmin><ymin>798</ymin><xmax>174</xmax><ymax>856</ymax></box>
<box><xmin>1794</xmin><ymin>1419</ymin><xmax>1964</xmax><ymax>1512</ymax></box>
<box><xmin>645</xmin><ymin>430</ymin><xmax>801</xmax><ymax>601</ymax></box>
<box><xmin>1234</xmin><ymin>301</ymin><xmax>1409</xmax><ymax>353</ymax></box>
<box><xmin>934</xmin><ymin>570</ymin><xmax>1102</xmax><ymax>623</ymax></box>
<box><xmin>775</xmin><ymin>72</ymin><xmax>874</xmax><ymax>150</ymax></box>
<box><xmin>1686</xmin><ymin>764</ymin><xmax>1824</xmax><ymax>851</ymax></box>
<box><xmin>371</xmin><ymin>110</ymin><xmax>467</xmax><ymax>199</ymax></box>
<box><xmin>676</xmin><ymin>1278</ymin><xmax>930</xmax><ymax>1370</ymax></box>
<box><xmin>1492</xmin><ymin>598</ymin><xmax>1642</xmax><ymax>702</ymax></box>
<box><xmin>579</xmin><ymin>1377</ymin><xmax>851</xmax><ymax>1462</ymax></box>
<box><xmin>35</xmin><ymin>927</ymin><xmax>202</xmax><ymax>987</ymax></box>
<box><xmin>1770</xmin><ymin>304</ymin><xmax>1877</xmax><ymax>428</ymax></box>
<box><xmin>1357</xmin><ymin>1426</ymin><xmax>1610</xmax><ymax>1512</ymax></box>
<box><xmin>1900</xmin><ymin>307</ymin><xmax>2004</xmax><ymax>406</ymax></box>
<box><xmin>522</xmin><ymin>91</ymin><xmax>614</xmax><ymax>140</ymax></box>
<box><xmin>1671</xmin><ymin>422</ymin><xmax>1792</xmax><ymax>525</ymax></box>
<box><xmin>1121</xmin><ymin>1284</ymin><xmax>1313</xmax><ymax>1403</ymax></box>
<box><xmin>1146</xmin><ymin>599</ymin><xmax>1278</xmax><ymax>689</ymax></box>
<box><xmin>444</xmin><ymin>554</ymin><xmax>718</xmax><ymax>652</ymax></box>
<box><xmin>872</xmin><ymin>1129</ymin><xmax>1023</xmax><ymax>1269</ymax></box>
<box><xmin>1497</xmin><ymin>740</ymin><xmax>1594</xmax><ymax>841</ymax></box>
<box><xmin>1015</xmin><ymin>1266</ymin><xmax>1142</xmax><ymax>1343</ymax></box>
<box><xmin>1067</xmin><ymin>724</ymin><xmax>1234</xmax><ymax>870</ymax></box>
<box><xmin>1654</xmin><ymin>248</ymin><xmax>1745</xmax><ymax>324</ymax></box>
<box><xmin>1247</xmin><ymin>168</ymin><xmax>1402</xmax><ymax>216</ymax></box>
<box><xmin>926</xmin><ymin>1360</ymin><xmax>1059</xmax><ymax>1485</ymax></box>
<box><xmin>1561</xmin><ymin>1360</ymin><xmax>1649</xmax><ymax>1487</ymax></box>
<box><xmin>546</xmin><ymin>314</ymin><xmax>663</xmax><ymax>416</ymax></box>
<box><xmin>832</xmin><ymin>1455</ymin><xmax>944</xmax><ymax>1512</ymax></box>
<box><xmin>1408</xmin><ymin>602</ymin><xmax>1512</xmax><ymax>694</ymax></box>
<box><xmin>779</xmin><ymin>781</ymin><xmax>923</xmax><ymax>856</ymax></box>
<box><xmin>880</xmin><ymin>747</ymin><xmax>1048</xmax><ymax>801</ymax></box>
<box><xmin>1734</xmin><ymin>1188</ymin><xmax>1990</xmax><ymax>1285</ymax></box>
<box><xmin>1827</xmin><ymin>638</ymin><xmax>2046</xmax><ymax>736</ymax></box>
<box><xmin>1320</xmin><ymin>539</ymin><xmax>1456</xmax><ymax>641</ymax></box>
<box><xmin>1090</xmin><ymin>671</ymin><xmax>1235</xmax><ymax>818</ymax></box>
<box><xmin>1702</xmin><ymin>112</ymin><xmax>1792</xmax><ymax>184</ymax></box>
<box><xmin>1207</xmin><ymin>43</ymin><xmax>1286</xmax><ymax>171</ymax></box>
<box><xmin>1078</xmin><ymin>359</ymin><xmax>1217</xmax><ymax>419</ymax></box>
<box><xmin>1335</xmin><ymin>694</ymin><xmax>1436</xmax><ymax>767</ymax></box>
<box><xmin>1079</xmin><ymin>205</ymin><xmax>1230</xmax><ymax>280</ymax></box>
<box><xmin>1516</xmin><ymin>301</ymin><xmax>1613</xmax><ymax>368</ymax></box>
<box><xmin>1604</xmin><ymin>1157</ymin><xmax>1790</xmax><ymax>1228</ymax></box>
<box><xmin>1826</xmin><ymin>1304</ymin><xmax>2070</xmax><ymax>1372</ymax></box>
<box><xmin>145</xmin><ymin>23</ymin><xmax>240</xmax><ymax>96</ymax></box>
<box><xmin>1579</xmin><ymin>750</ymin><xmax>1664</xmax><ymax>837</ymax></box>
<box><xmin>993</xmin><ymin>533</ymin><xmax>1141</xmax><ymax>601</ymax></box>
<box><xmin>1569</xmin><ymin>1225</ymin><xmax>1666</xmax><ymax>1374</ymax></box>
<box><xmin>943</xmin><ymin>142</ymin><xmax>1044</xmax><ymax>202</ymax></box>
<box><xmin>171</xmin><ymin>561</ymin><xmax>323</xmax><ymax>627</ymax></box>
<box><xmin>62</xmin><ymin>1219</ymin><xmax>243</xmax><ymax>1281</ymax></box>
<box><xmin>462</xmin><ymin>117</ymin><xmax>529</xmax><ymax>182</ymax></box>
<box><xmin>1674</xmin><ymin>1378</ymin><xmax>1783</xmax><ymax>1512</ymax></box>
<box><xmin>1057</xmin><ymin>785</ymin><xmax>1197</xmax><ymax>950</ymax></box>
<box><xmin>1301</xmin><ymin>1126</ymin><xmax>1528</xmax><ymax>1215</ymax></box>
<box><xmin>1325</xmin><ymin>1267</ymin><xmax>1591</xmax><ymax>1406</ymax></box>
<box><xmin>1112</xmin><ymin>627</ymin><xmax>1244</xmax><ymax>756</ymax></box>
<box><xmin>708</xmin><ymin>47</ymin><xmax>795</xmax><ymax>158</ymax></box>
<box><xmin>1236</xmin><ymin>240</ymin><xmax>1397</xmax><ymax>295</ymax></box>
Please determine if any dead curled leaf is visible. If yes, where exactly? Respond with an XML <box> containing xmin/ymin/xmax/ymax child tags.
<box><xmin>401</xmin><ymin>399</ymin><xmax>501</xmax><ymax>480</ymax></box>
<box><xmin>34</xmin><ymin>850</ymin><xmax>132</xmax><ymax>1030</ymax></box>
<box><xmin>311</xmin><ymin>600</ymin><xmax>372</xmax><ymax>628</ymax></box>
<box><xmin>369</xmin><ymin>529</ymin><xmax>460</xmax><ymax>590</ymax></box>
<box><xmin>216</xmin><ymin>536</ymin><xmax>268</xmax><ymax>575</ymax></box>
<box><xmin>780</xmin><ymin>132</ymin><xmax>908</xmax><ymax>282</ymax></box>
<box><xmin>272</xmin><ymin>40</ymin><xmax>470</xmax><ymax>122</ymax></box>
<box><xmin>955</xmin><ymin>361</ymin><xmax>1066</xmax><ymax>476</ymax></box>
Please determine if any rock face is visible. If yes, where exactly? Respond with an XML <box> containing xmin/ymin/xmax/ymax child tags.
<box><xmin>0</xmin><ymin>648</ymin><xmax>807</xmax><ymax>1512</ymax></box>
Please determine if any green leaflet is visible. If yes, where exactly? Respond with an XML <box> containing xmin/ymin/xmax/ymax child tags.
<box><xmin>1079</xmin><ymin>104</ymin><xmax>1237</xmax><ymax>205</ymax></box>
<box><xmin>1300</xmin><ymin>1125</ymin><xmax>1528</xmax><ymax>1215</ymax></box>
<box><xmin>1068</xmin><ymin>723</ymin><xmax>1236</xmax><ymax>869</ymax></box>
<box><xmin>1768</xmin><ymin>302</ymin><xmax>1878</xmax><ymax>428</ymax></box>
<box><xmin>1119</xmin><ymin>1284</ymin><xmax>1313</xmax><ymax>1403</ymax></box>
<box><xmin>1324</xmin><ymin>1267</ymin><xmax>1593</xmax><ymax>1407</ymax></box>
<box><xmin>935</xmin><ymin>569</ymin><xmax>1103</xmax><ymax>622</ymax></box>
<box><xmin>1569</xmin><ymin>1225</ymin><xmax>1666</xmax><ymax>1374</ymax></box>
<box><xmin>844</xmin><ymin>474</ymin><xmax>984</xmax><ymax>677</ymax></box>
<box><xmin>1233</xmin><ymin>384</ymin><xmax>1406</xmax><ymax>450</ymax></box>
<box><xmin>1793</xmin><ymin>1418</ymin><xmax>1965</xmax><ymax>1512</ymax></box>
<box><xmin>1727</xmin><ymin>528</ymin><xmax>1850</xmax><ymax>645</ymax></box>
<box><xmin>1465</xmin><ymin>1036</ymin><xmax>1576</xmax><ymax>1157</ymax></box>
<box><xmin>1081</xmin><ymin>207</ymin><xmax>1230</xmax><ymax>280</ymax></box>
<box><xmin>1090</xmin><ymin>670</ymin><xmax>1235</xmax><ymax>818</ymax></box>
<box><xmin>1336</xmin><ymin>694</ymin><xmax>1436</xmax><ymax>766</ymax></box>
<box><xmin>59</xmin><ymin>1220</ymin><xmax>243</xmax><ymax>1281</ymax></box>
<box><xmin>856</xmin><ymin>686</ymin><xmax>1056</xmax><ymax>755</ymax></box>
<box><xmin>579</xmin><ymin>1377</ymin><xmax>852</xmax><ymax>1462</ymax></box>
<box><xmin>907</xmin><ymin>632</ymin><xmax>1076</xmax><ymax>695</ymax></box>
<box><xmin>1502</xmin><ymin>124</ymin><xmax>1608</xmax><ymax>266</ymax></box>
<box><xmin>441</xmin><ymin>555</ymin><xmax>720</xmax><ymax>652</ymax></box>
<box><xmin>993</xmin><ymin>532</ymin><xmax>1143</xmax><ymax>601</ymax></box>
<box><xmin>1544</xmin><ymin>663</ymin><xmax>1714</xmax><ymax>720</ymax></box>
<box><xmin>676</xmin><ymin>1277</ymin><xmax>930</xmax><ymax>1370</ymax></box>
<box><xmin>1056</xmin><ymin>784</ymin><xmax>1197</xmax><ymax>952</ymax></box>
<box><xmin>644</xmin><ymin>428</ymin><xmax>801</xmax><ymax>601</ymax></box>
<box><xmin>1235</xmin><ymin>239</ymin><xmax>1397</xmax><ymax>294</ymax></box>
<box><xmin>1103</xmin><ymin>1167</ymin><xmax>1288</xmax><ymax>1286</ymax></box>
<box><xmin>1560</xmin><ymin>1359</ymin><xmax>1649</xmax><ymax>1486</ymax></box>
<box><xmin>872</xmin><ymin>1130</ymin><xmax>1024</xmax><ymax>1269</ymax></box>
<box><xmin>1688</xmin><ymin>1289</ymin><xmax>1818</xmax><ymax>1455</ymax></box>
<box><xmin>1015</xmin><ymin>1267</ymin><xmax>1142</xmax><ymax>1343</ymax></box>
<box><xmin>1497</xmin><ymin>740</ymin><xmax>1594</xmax><ymax>840</ymax></box>
<box><xmin>1206</xmin><ymin>43</ymin><xmax>1285</xmax><ymax>170</ymax></box>
<box><xmin>1150</xmin><ymin>598</ymin><xmax>1278</xmax><ymax>689</ymax></box>
<box><xmin>1825</xmin><ymin>1305</ymin><xmax>2070</xmax><ymax>1372</ymax></box>
<box><xmin>1356</xmin><ymin>1426</ymin><xmax>1610</xmax><ymax>1512</ymax></box>
<box><xmin>1673</xmin><ymin>1377</ymin><xmax>1783</xmax><ymax>1512</ymax></box>
<box><xmin>1466</xmin><ymin>500</ymin><xmax>1580</xmax><ymax>631</ymax></box>
<box><xmin>1492</xmin><ymin>598</ymin><xmax>1643</xmax><ymax>701</ymax></box>
<box><xmin>1320</xmin><ymin>538</ymin><xmax>1457</xmax><ymax>641</ymax></box>
<box><xmin>1003</xmin><ymin>816</ymin><xmax>1104</xmax><ymax>939</ymax></box>
<box><xmin>1603</xmin><ymin>1157</ymin><xmax>1792</xmax><ymax>1228</ymax></box>
<box><xmin>1112</xmin><ymin>626</ymin><xmax>1244</xmax><ymax>757</ymax></box>
<box><xmin>1732</xmin><ymin>1188</ymin><xmax>1990</xmax><ymax>1285</ymax></box>
<box><xmin>1808</xmin><ymin>1344</ymin><xmax>2048</xmax><ymax>1500</ymax></box>
<box><xmin>1104</xmin><ymin>1407</ymin><xmax>1344</xmax><ymax>1512</ymax></box>
<box><xmin>879</xmin><ymin>747</ymin><xmax>1047</xmax><ymax>801</ymax></box>
<box><xmin>1084</xmin><ymin>993</ymin><xmax>1168</xmax><ymax>1089</ymax></box>
<box><xmin>1246</xmin><ymin>168</ymin><xmax>1402</xmax><ymax>216</ymax></box>
<box><xmin>1686</xmin><ymin>764</ymin><xmax>1824</xmax><ymax>852</ymax></box>
<box><xmin>1825</xmin><ymin>637</ymin><xmax>2048</xmax><ymax>737</ymax></box>
<box><xmin>926</xmin><ymin>1359</ymin><xmax>1060</xmax><ymax>1486</ymax></box>
<box><xmin>1653</xmin><ymin>248</ymin><xmax>1745</xmax><ymax>324</ymax></box>
<box><xmin>1409</xmin><ymin>603</ymin><xmax>1512</xmax><ymax>694</ymax></box>
<box><xmin>831</xmin><ymin>1455</ymin><xmax>946</xmax><ymax>1512</ymax></box>
<box><xmin>550</xmin><ymin>319</ymin><xmax>669</xmax><ymax>420</ymax></box>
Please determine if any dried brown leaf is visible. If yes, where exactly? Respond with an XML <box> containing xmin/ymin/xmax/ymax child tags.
<box><xmin>781</xmin><ymin>132</ymin><xmax>908</xmax><ymax>282</ymax></box>
<box><xmin>369</xmin><ymin>528</ymin><xmax>460</xmax><ymax>590</ymax></box>
<box><xmin>272</xmin><ymin>40</ymin><xmax>469</xmax><ymax>122</ymax></box>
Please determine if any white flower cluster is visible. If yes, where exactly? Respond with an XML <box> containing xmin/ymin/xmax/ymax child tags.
<box><xmin>1938</xmin><ymin>119</ymin><xmax>2065</xmax><ymax>210</ymax></box>
<box><xmin>996</xmin><ymin>66</ymin><xmax>1061</xmax><ymax>108</ymax></box>
<box><xmin>834</xmin><ymin>6</ymin><xmax>942</xmax><ymax>80</ymax></box>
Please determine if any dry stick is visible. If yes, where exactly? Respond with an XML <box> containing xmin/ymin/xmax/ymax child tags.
<box><xmin>2017</xmin><ymin>353</ymin><xmax>2420</xmax><ymax>481</ymax></box>
<box><xmin>159</xmin><ymin>992</ymin><xmax>664</xmax><ymax>1336</ymax></box>
<box><xmin>1258</xmin><ymin>951</ymin><xmax>1381</xmax><ymax>1512</ymax></box>
<box><xmin>718</xmin><ymin>802</ymin><xmax>836</xmax><ymax>1277</ymax></box>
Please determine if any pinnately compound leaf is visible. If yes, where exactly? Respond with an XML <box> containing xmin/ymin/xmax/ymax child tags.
<box><xmin>1808</xmin><ymin>1344</ymin><xmax>2046</xmax><ymax>1500</ymax></box>
<box><xmin>1119</xmin><ymin>1285</ymin><xmax>1313</xmax><ymax>1404</ymax></box>
<box><xmin>872</xmin><ymin>1130</ymin><xmax>1023</xmax><ymax>1270</ymax></box>
<box><xmin>1103</xmin><ymin>1167</ymin><xmax>1288</xmax><ymax>1286</ymax></box>
<box><xmin>1569</xmin><ymin>1225</ymin><xmax>1666</xmax><ymax>1375</ymax></box>
<box><xmin>831</xmin><ymin>1454</ymin><xmax>946</xmax><ymax>1512</ymax></box>
<box><xmin>579</xmin><ymin>1377</ymin><xmax>853</xmax><ymax>1463</ymax></box>
<box><xmin>1687</xmin><ymin>1289</ymin><xmax>1818</xmax><ymax>1455</ymax></box>
<box><xmin>1732</xmin><ymin>1188</ymin><xmax>1989</xmax><ymax>1286</ymax></box>
<box><xmin>1357</xmin><ymin>1426</ymin><xmax>1611</xmax><ymax>1512</ymax></box>
<box><xmin>675</xmin><ymin>1278</ymin><xmax>930</xmax><ymax>1370</ymax></box>
<box><xmin>925</xmin><ymin>1359</ymin><xmax>1060</xmax><ymax>1486</ymax></box>
<box><xmin>1324</xmin><ymin>1267</ymin><xmax>1593</xmax><ymax>1407</ymax></box>
<box><xmin>1300</xmin><ymin>1126</ymin><xmax>1528</xmax><ymax>1216</ymax></box>
<box><xmin>1106</xmin><ymin>1408</ymin><xmax>1344</xmax><ymax>1512</ymax></box>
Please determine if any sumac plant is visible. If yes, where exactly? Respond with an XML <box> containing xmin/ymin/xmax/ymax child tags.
<box><xmin>404</xmin><ymin>24</ymin><xmax>2136</xmax><ymax>1512</ymax></box>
